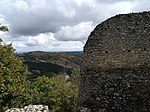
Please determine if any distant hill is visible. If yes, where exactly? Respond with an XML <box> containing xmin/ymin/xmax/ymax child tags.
<box><xmin>19</xmin><ymin>51</ymin><xmax>83</xmax><ymax>79</ymax></box>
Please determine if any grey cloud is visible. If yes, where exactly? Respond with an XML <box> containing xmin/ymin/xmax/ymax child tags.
<box><xmin>0</xmin><ymin>0</ymin><xmax>79</xmax><ymax>36</ymax></box>
<box><xmin>54</xmin><ymin>22</ymin><xmax>94</xmax><ymax>41</ymax></box>
<box><xmin>0</xmin><ymin>0</ymin><xmax>131</xmax><ymax>37</ymax></box>
<box><xmin>25</xmin><ymin>41</ymin><xmax>38</xmax><ymax>46</ymax></box>
<box><xmin>95</xmin><ymin>0</ymin><xmax>134</xmax><ymax>4</ymax></box>
<box><xmin>0</xmin><ymin>0</ymin><xmax>146</xmax><ymax>35</ymax></box>
<box><xmin>52</xmin><ymin>43</ymin><xmax>60</xmax><ymax>47</ymax></box>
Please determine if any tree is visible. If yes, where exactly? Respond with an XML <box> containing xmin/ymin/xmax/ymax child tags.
<box><xmin>47</xmin><ymin>75</ymin><xmax>78</xmax><ymax>112</ymax></box>
<box><xmin>0</xmin><ymin>25</ymin><xmax>28</xmax><ymax>111</ymax></box>
<box><xmin>28</xmin><ymin>75</ymin><xmax>78</xmax><ymax>112</ymax></box>
<box><xmin>28</xmin><ymin>76</ymin><xmax>54</xmax><ymax>105</ymax></box>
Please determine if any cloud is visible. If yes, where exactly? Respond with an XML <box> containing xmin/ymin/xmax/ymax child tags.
<box><xmin>0</xmin><ymin>0</ymin><xmax>78</xmax><ymax>35</ymax></box>
<box><xmin>0</xmin><ymin>0</ymin><xmax>133</xmax><ymax>36</ymax></box>
<box><xmin>0</xmin><ymin>17</ymin><xmax>4</xmax><ymax>23</ymax></box>
<box><xmin>0</xmin><ymin>0</ymin><xmax>150</xmax><ymax>52</ymax></box>
<box><xmin>131</xmin><ymin>0</ymin><xmax>150</xmax><ymax>12</ymax></box>
<box><xmin>95</xmin><ymin>0</ymin><xmax>134</xmax><ymax>4</ymax></box>
<box><xmin>0</xmin><ymin>32</ymin><xmax>84</xmax><ymax>52</ymax></box>
<box><xmin>54</xmin><ymin>22</ymin><xmax>94</xmax><ymax>42</ymax></box>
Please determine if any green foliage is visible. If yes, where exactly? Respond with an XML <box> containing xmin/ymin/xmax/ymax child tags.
<box><xmin>0</xmin><ymin>40</ymin><xmax>28</xmax><ymax>111</ymax></box>
<box><xmin>27</xmin><ymin>76</ymin><xmax>54</xmax><ymax>105</ymax></box>
<box><xmin>48</xmin><ymin>76</ymin><xmax>78</xmax><ymax>112</ymax></box>
<box><xmin>24</xmin><ymin>61</ymin><xmax>64</xmax><ymax>75</ymax></box>
<box><xmin>0</xmin><ymin>25</ymin><xmax>29</xmax><ymax>111</ymax></box>
<box><xmin>28</xmin><ymin>75</ymin><xmax>78</xmax><ymax>112</ymax></box>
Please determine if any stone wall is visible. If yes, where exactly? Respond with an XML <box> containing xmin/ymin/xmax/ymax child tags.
<box><xmin>84</xmin><ymin>11</ymin><xmax>150</xmax><ymax>70</ymax></box>
<box><xmin>78</xmin><ymin>11</ymin><xmax>150</xmax><ymax>112</ymax></box>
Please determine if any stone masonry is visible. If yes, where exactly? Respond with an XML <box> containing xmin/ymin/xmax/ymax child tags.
<box><xmin>78</xmin><ymin>11</ymin><xmax>150</xmax><ymax>112</ymax></box>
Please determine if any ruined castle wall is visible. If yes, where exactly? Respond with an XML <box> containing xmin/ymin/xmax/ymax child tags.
<box><xmin>79</xmin><ymin>68</ymin><xmax>150</xmax><ymax>112</ymax></box>
<box><xmin>84</xmin><ymin>12</ymin><xmax>150</xmax><ymax>70</ymax></box>
<box><xmin>78</xmin><ymin>12</ymin><xmax>150</xmax><ymax>112</ymax></box>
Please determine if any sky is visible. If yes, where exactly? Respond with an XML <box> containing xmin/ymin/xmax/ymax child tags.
<box><xmin>0</xmin><ymin>0</ymin><xmax>150</xmax><ymax>52</ymax></box>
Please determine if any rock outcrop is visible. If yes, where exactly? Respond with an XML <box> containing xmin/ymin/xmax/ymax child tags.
<box><xmin>5</xmin><ymin>105</ymin><xmax>49</xmax><ymax>112</ymax></box>
<box><xmin>78</xmin><ymin>11</ymin><xmax>150</xmax><ymax>112</ymax></box>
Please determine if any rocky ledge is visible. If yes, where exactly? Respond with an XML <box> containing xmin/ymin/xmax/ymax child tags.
<box><xmin>5</xmin><ymin>105</ymin><xmax>49</xmax><ymax>112</ymax></box>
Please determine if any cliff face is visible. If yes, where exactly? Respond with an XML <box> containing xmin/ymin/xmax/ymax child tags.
<box><xmin>78</xmin><ymin>11</ymin><xmax>150</xmax><ymax>112</ymax></box>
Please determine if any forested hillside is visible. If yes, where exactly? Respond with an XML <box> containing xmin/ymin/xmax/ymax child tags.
<box><xmin>19</xmin><ymin>51</ymin><xmax>82</xmax><ymax>79</ymax></box>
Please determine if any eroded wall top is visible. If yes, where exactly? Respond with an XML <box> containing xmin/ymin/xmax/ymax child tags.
<box><xmin>84</xmin><ymin>11</ymin><xmax>150</xmax><ymax>70</ymax></box>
